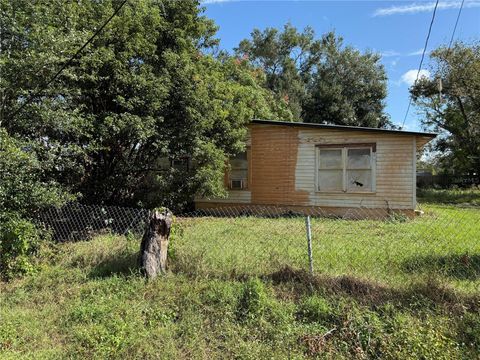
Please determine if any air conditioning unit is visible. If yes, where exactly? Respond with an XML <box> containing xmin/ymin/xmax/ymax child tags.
<box><xmin>229</xmin><ymin>179</ymin><xmax>246</xmax><ymax>190</ymax></box>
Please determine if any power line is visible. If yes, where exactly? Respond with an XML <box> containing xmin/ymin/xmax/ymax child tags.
<box><xmin>8</xmin><ymin>0</ymin><xmax>129</xmax><ymax>120</ymax></box>
<box><xmin>448</xmin><ymin>0</ymin><xmax>465</xmax><ymax>50</ymax></box>
<box><xmin>401</xmin><ymin>0</ymin><xmax>440</xmax><ymax>130</ymax></box>
<box><xmin>436</xmin><ymin>0</ymin><xmax>465</xmax><ymax>100</ymax></box>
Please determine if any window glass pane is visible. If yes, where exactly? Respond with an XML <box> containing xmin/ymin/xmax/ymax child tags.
<box><xmin>347</xmin><ymin>169</ymin><xmax>372</xmax><ymax>192</ymax></box>
<box><xmin>230</xmin><ymin>152</ymin><xmax>248</xmax><ymax>170</ymax></box>
<box><xmin>347</xmin><ymin>148</ymin><xmax>371</xmax><ymax>169</ymax></box>
<box><xmin>319</xmin><ymin>149</ymin><xmax>342</xmax><ymax>169</ymax></box>
<box><xmin>318</xmin><ymin>170</ymin><xmax>343</xmax><ymax>191</ymax></box>
<box><xmin>230</xmin><ymin>159</ymin><xmax>248</xmax><ymax>170</ymax></box>
<box><xmin>232</xmin><ymin>151</ymin><xmax>247</xmax><ymax>160</ymax></box>
<box><xmin>170</xmin><ymin>157</ymin><xmax>189</xmax><ymax>171</ymax></box>
<box><xmin>230</xmin><ymin>169</ymin><xmax>247</xmax><ymax>180</ymax></box>
<box><xmin>229</xmin><ymin>151</ymin><xmax>248</xmax><ymax>189</ymax></box>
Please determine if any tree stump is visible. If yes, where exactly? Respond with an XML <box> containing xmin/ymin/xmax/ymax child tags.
<box><xmin>139</xmin><ymin>209</ymin><xmax>173</xmax><ymax>279</ymax></box>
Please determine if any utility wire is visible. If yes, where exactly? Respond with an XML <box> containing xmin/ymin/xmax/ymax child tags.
<box><xmin>8</xmin><ymin>0</ymin><xmax>129</xmax><ymax>120</ymax></box>
<box><xmin>436</xmin><ymin>0</ymin><xmax>465</xmax><ymax>100</ymax></box>
<box><xmin>401</xmin><ymin>0</ymin><xmax>440</xmax><ymax>129</ymax></box>
<box><xmin>448</xmin><ymin>0</ymin><xmax>465</xmax><ymax>50</ymax></box>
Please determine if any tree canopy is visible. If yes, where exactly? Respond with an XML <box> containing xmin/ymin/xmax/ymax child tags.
<box><xmin>1</xmin><ymin>0</ymin><xmax>291</xmax><ymax>210</ymax></box>
<box><xmin>235</xmin><ymin>24</ymin><xmax>391</xmax><ymax>128</ymax></box>
<box><xmin>411</xmin><ymin>41</ymin><xmax>480</xmax><ymax>175</ymax></box>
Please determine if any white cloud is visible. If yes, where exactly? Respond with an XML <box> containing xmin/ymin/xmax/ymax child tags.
<box><xmin>400</xmin><ymin>69</ymin><xmax>430</xmax><ymax>86</ymax></box>
<box><xmin>373</xmin><ymin>1</ymin><xmax>480</xmax><ymax>17</ymax></box>
<box><xmin>381</xmin><ymin>50</ymin><xmax>401</xmax><ymax>57</ymax></box>
<box><xmin>408</xmin><ymin>48</ymin><xmax>425</xmax><ymax>56</ymax></box>
<box><xmin>380</xmin><ymin>49</ymin><xmax>427</xmax><ymax>58</ymax></box>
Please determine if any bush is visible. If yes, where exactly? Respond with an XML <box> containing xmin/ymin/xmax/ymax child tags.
<box><xmin>0</xmin><ymin>213</ymin><xmax>42</xmax><ymax>279</ymax></box>
<box><xmin>0</xmin><ymin>129</ymin><xmax>70</xmax><ymax>279</ymax></box>
<box><xmin>0</xmin><ymin>129</ymin><xmax>69</xmax><ymax>217</ymax></box>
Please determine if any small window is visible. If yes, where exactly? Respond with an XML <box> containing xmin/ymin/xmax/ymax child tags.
<box><xmin>317</xmin><ymin>145</ymin><xmax>375</xmax><ymax>193</ymax></box>
<box><xmin>346</xmin><ymin>148</ymin><xmax>372</xmax><ymax>192</ymax></box>
<box><xmin>229</xmin><ymin>179</ymin><xmax>246</xmax><ymax>190</ymax></box>
<box><xmin>228</xmin><ymin>151</ymin><xmax>248</xmax><ymax>190</ymax></box>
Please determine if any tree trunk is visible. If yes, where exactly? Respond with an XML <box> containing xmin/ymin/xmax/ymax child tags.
<box><xmin>139</xmin><ymin>209</ymin><xmax>173</xmax><ymax>279</ymax></box>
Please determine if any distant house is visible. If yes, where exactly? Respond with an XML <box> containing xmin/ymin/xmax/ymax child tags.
<box><xmin>195</xmin><ymin>119</ymin><xmax>436</xmax><ymax>217</ymax></box>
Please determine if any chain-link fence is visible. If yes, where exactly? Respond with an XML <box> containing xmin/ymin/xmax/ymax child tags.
<box><xmin>172</xmin><ymin>204</ymin><xmax>480</xmax><ymax>294</ymax></box>
<box><xmin>38</xmin><ymin>202</ymin><xmax>480</xmax><ymax>294</ymax></box>
<box><xmin>38</xmin><ymin>202</ymin><xmax>149</xmax><ymax>242</ymax></box>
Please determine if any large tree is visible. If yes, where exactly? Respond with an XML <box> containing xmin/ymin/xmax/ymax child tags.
<box><xmin>303</xmin><ymin>33</ymin><xmax>390</xmax><ymax>128</ymax></box>
<box><xmin>411</xmin><ymin>41</ymin><xmax>480</xmax><ymax>175</ymax></box>
<box><xmin>0</xmin><ymin>0</ymin><xmax>291</xmax><ymax>210</ymax></box>
<box><xmin>235</xmin><ymin>23</ymin><xmax>322</xmax><ymax>119</ymax></box>
<box><xmin>235</xmin><ymin>25</ymin><xmax>391</xmax><ymax>128</ymax></box>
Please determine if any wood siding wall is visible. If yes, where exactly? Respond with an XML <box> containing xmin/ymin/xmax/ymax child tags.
<box><xmin>294</xmin><ymin>127</ymin><xmax>415</xmax><ymax>209</ymax></box>
<box><xmin>196</xmin><ymin>124</ymin><xmax>419</xmax><ymax>210</ymax></box>
<box><xmin>249</xmin><ymin>125</ymin><xmax>309</xmax><ymax>205</ymax></box>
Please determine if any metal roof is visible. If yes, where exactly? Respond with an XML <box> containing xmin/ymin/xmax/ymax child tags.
<box><xmin>251</xmin><ymin>119</ymin><xmax>437</xmax><ymax>138</ymax></box>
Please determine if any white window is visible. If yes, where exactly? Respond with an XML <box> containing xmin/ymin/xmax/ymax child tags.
<box><xmin>229</xmin><ymin>151</ymin><xmax>248</xmax><ymax>190</ymax></box>
<box><xmin>316</xmin><ymin>145</ymin><xmax>375</xmax><ymax>193</ymax></box>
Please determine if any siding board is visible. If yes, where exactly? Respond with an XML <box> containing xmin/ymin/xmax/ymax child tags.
<box><xmin>196</xmin><ymin>123</ymin><xmax>427</xmax><ymax>213</ymax></box>
<box><xmin>295</xmin><ymin>128</ymin><xmax>414</xmax><ymax>209</ymax></box>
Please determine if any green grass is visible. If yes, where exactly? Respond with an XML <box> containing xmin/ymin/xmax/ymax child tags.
<box><xmin>173</xmin><ymin>204</ymin><xmax>480</xmax><ymax>294</ymax></box>
<box><xmin>417</xmin><ymin>187</ymin><xmax>480</xmax><ymax>206</ymax></box>
<box><xmin>0</xmin><ymin>234</ymin><xmax>479</xmax><ymax>359</ymax></box>
<box><xmin>1</xmin><ymin>191</ymin><xmax>479</xmax><ymax>358</ymax></box>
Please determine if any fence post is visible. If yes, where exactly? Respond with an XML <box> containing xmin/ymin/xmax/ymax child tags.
<box><xmin>305</xmin><ymin>215</ymin><xmax>314</xmax><ymax>275</ymax></box>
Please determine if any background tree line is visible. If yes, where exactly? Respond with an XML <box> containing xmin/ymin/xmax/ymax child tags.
<box><xmin>235</xmin><ymin>24</ymin><xmax>392</xmax><ymax>128</ymax></box>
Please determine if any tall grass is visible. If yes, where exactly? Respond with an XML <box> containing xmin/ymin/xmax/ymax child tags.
<box><xmin>1</xmin><ymin>235</ymin><xmax>479</xmax><ymax>359</ymax></box>
<box><xmin>417</xmin><ymin>187</ymin><xmax>480</xmax><ymax>206</ymax></box>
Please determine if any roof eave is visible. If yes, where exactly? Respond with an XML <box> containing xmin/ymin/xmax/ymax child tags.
<box><xmin>250</xmin><ymin>119</ymin><xmax>437</xmax><ymax>139</ymax></box>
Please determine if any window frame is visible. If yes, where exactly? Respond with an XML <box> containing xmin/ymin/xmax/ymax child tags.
<box><xmin>315</xmin><ymin>143</ymin><xmax>376</xmax><ymax>194</ymax></box>
<box><xmin>227</xmin><ymin>148</ymin><xmax>250</xmax><ymax>191</ymax></box>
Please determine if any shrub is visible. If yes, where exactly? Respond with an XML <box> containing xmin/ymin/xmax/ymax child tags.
<box><xmin>237</xmin><ymin>278</ymin><xmax>269</xmax><ymax>321</ymax></box>
<box><xmin>0</xmin><ymin>213</ymin><xmax>42</xmax><ymax>279</ymax></box>
<box><xmin>0</xmin><ymin>129</ymin><xmax>70</xmax><ymax>279</ymax></box>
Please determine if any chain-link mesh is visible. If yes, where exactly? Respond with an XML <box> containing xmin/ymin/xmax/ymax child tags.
<box><xmin>38</xmin><ymin>202</ymin><xmax>479</xmax><ymax>294</ymax></box>
<box><xmin>173</xmin><ymin>204</ymin><xmax>480</xmax><ymax>294</ymax></box>
<box><xmin>38</xmin><ymin>203</ymin><xmax>149</xmax><ymax>242</ymax></box>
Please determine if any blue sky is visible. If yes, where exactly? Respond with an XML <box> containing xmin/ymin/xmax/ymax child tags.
<box><xmin>202</xmin><ymin>0</ymin><xmax>480</xmax><ymax>130</ymax></box>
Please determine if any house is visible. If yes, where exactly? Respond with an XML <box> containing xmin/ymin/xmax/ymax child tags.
<box><xmin>195</xmin><ymin>119</ymin><xmax>436</xmax><ymax>218</ymax></box>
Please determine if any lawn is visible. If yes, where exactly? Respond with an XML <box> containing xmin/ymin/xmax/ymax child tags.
<box><xmin>1</xmin><ymin>234</ymin><xmax>479</xmax><ymax>359</ymax></box>
<box><xmin>1</xmin><ymin>191</ymin><xmax>479</xmax><ymax>359</ymax></box>
<box><xmin>174</xmin><ymin>203</ymin><xmax>480</xmax><ymax>294</ymax></box>
<box><xmin>417</xmin><ymin>187</ymin><xmax>480</xmax><ymax>206</ymax></box>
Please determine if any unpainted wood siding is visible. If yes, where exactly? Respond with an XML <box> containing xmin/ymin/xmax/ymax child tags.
<box><xmin>294</xmin><ymin>127</ymin><xmax>415</xmax><ymax>209</ymax></box>
<box><xmin>249</xmin><ymin>125</ymin><xmax>310</xmax><ymax>205</ymax></box>
<box><xmin>196</xmin><ymin>124</ymin><xmax>418</xmax><ymax>210</ymax></box>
